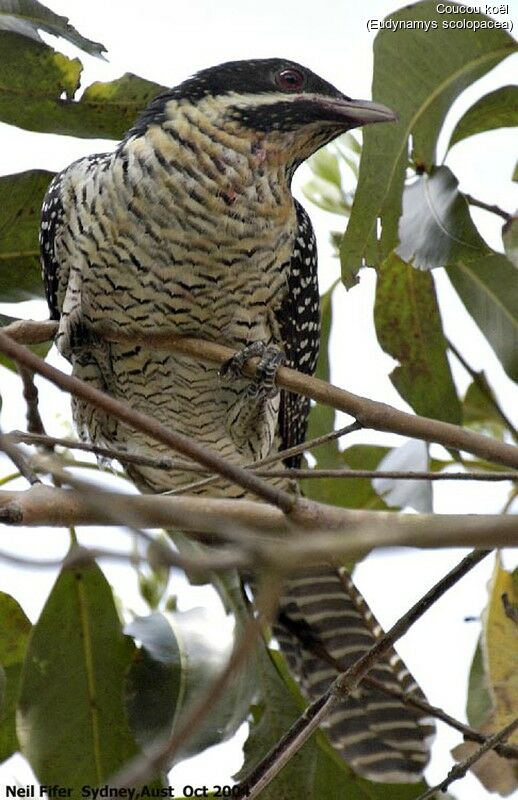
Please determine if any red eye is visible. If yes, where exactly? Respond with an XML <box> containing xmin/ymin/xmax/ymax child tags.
<box><xmin>276</xmin><ymin>68</ymin><xmax>305</xmax><ymax>92</ymax></box>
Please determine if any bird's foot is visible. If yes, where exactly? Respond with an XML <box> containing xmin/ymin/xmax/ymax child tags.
<box><xmin>220</xmin><ymin>341</ymin><xmax>285</xmax><ymax>399</ymax></box>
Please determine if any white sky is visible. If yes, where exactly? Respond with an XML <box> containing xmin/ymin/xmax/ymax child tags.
<box><xmin>0</xmin><ymin>1</ymin><xmax>517</xmax><ymax>798</ymax></box>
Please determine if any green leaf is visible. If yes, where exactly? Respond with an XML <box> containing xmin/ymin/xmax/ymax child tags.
<box><xmin>137</xmin><ymin>541</ymin><xmax>171</xmax><ymax>610</ymax></box>
<box><xmin>302</xmin><ymin>148</ymin><xmax>351</xmax><ymax>216</ymax></box>
<box><xmin>128</xmin><ymin>607</ymin><xmax>254</xmax><ymax>763</ymax></box>
<box><xmin>73</xmin><ymin>73</ymin><xmax>168</xmax><ymax>140</ymax></box>
<box><xmin>397</xmin><ymin>166</ymin><xmax>491</xmax><ymax>269</ymax></box>
<box><xmin>237</xmin><ymin>649</ymin><xmax>317</xmax><ymax>799</ymax></box>
<box><xmin>125</xmin><ymin>613</ymin><xmax>181</xmax><ymax>750</ymax></box>
<box><xmin>0</xmin><ymin>32</ymin><xmax>165</xmax><ymax>138</ymax></box>
<box><xmin>340</xmin><ymin>0</ymin><xmax>517</xmax><ymax>286</ymax></box>
<box><xmin>340</xmin><ymin>444</ymin><xmax>392</xmax><ymax>511</ymax></box>
<box><xmin>0</xmin><ymin>0</ymin><xmax>106</xmax><ymax>57</ymax></box>
<box><xmin>17</xmin><ymin>561</ymin><xmax>140</xmax><ymax>790</ymax></box>
<box><xmin>0</xmin><ymin>169</ymin><xmax>54</xmax><ymax>302</ymax></box>
<box><xmin>302</xmin><ymin>444</ymin><xmax>391</xmax><ymax>561</ymax></box>
<box><xmin>463</xmin><ymin>378</ymin><xmax>508</xmax><ymax>440</ymax></box>
<box><xmin>309</xmin><ymin>146</ymin><xmax>341</xmax><ymax>187</ymax></box>
<box><xmin>447</xmin><ymin>253</ymin><xmax>518</xmax><ymax>381</ymax></box>
<box><xmin>448</xmin><ymin>86</ymin><xmax>518</xmax><ymax>149</ymax></box>
<box><xmin>374</xmin><ymin>253</ymin><xmax>461</xmax><ymax>423</ymax></box>
<box><xmin>0</xmin><ymin>31</ymin><xmax>82</xmax><ymax>120</ymax></box>
<box><xmin>502</xmin><ymin>215</ymin><xmax>518</xmax><ymax>269</ymax></box>
<box><xmin>0</xmin><ymin>592</ymin><xmax>31</xmax><ymax>763</ymax></box>
<box><xmin>173</xmin><ymin>608</ymin><xmax>254</xmax><ymax>760</ymax></box>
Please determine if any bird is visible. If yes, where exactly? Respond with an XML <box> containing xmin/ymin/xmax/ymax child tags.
<box><xmin>40</xmin><ymin>58</ymin><xmax>434</xmax><ymax>783</ymax></box>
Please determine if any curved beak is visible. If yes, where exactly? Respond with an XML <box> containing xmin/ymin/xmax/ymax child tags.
<box><xmin>319</xmin><ymin>97</ymin><xmax>398</xmax><ymax>127</ymax></box>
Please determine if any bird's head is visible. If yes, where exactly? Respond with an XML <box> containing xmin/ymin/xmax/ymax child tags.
<box><xmin>128</xmin><ymin>58</ymin><xmax>396</xmax><ymax>178</ymax></box>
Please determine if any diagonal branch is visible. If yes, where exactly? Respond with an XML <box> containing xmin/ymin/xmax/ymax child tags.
<box><xmin>238</xmin><ymin>550</ymin><xmax>491</xmax><ymax>798</ymax></box>
<box><xmin>3</xmin><ymin>320</ymin><xmax>518</xmax><ymax>469</ymax></box>
<box><xmin>275</xmin><ymin>599</ymin><xmax>518</xmax><ymax>760</ymax></box>
<box><xmin>447</xmin><ymin>337</ymin><xmax>518</xmax><ymax>442</ymax></box>
<box><xmin>415</xmin><ymin>717</ymin><xmax>518</xmax><ymax>800</ymax></box>
<box><xmin>363</xmin><ymin>675</ymin><xmax>518</xmax><ymax>761</ymax></box>
<box><xmin>0</xmin><ymin>331</ymin><xmax>294</xmax><ymax>513</ymax></box>
<box><xmin>110</xmin><ymin>572</ymin><xmax>285</xmax><ymax>789</ymax></box>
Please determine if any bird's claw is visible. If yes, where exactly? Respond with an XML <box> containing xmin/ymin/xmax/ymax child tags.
<box><xmin>220</xmin><ymin>342</ymin><xmax>285</xmax><ymax>399</ymax></box>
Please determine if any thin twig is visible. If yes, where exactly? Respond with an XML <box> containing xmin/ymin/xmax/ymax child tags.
<box><xmin>17</xmin><ymin>366</ymin><xmax>46</xmax><ymax>435</ymax></box>
<box><xmin>6</xmin><ymin>433</ymin><xmax>517</xmax><ymax>482</ymax></box>
<box><xmin>8</xmin><ymin>430</ymin><xmax>199</xmax><ymax>472</ymax></box>
<box><xmin>272</xmin><ymin>598</ymin><xmax>518</xmax><ymax>761</ymax></box>
<box><xmin>164</xmin><ymin>420</ymin><xmax>363</xmax><ymax>495</ymax></box>
<box><xmin>363</xmin><ymin>675</ymin><xmax>518</xmax><ymax>760</ymax></box>
<box><xmin>111</xmin><ymin>573</ymin><xmax>285</xmax><ymax>789</ymax></box>
<box><xmin>239</xmin><ymin>550</ymin><xmax>491</xmax><ymax>798</ymax></box>
<box><xmin>0</xmin><ymin>541</ymin><xmax>248</xmax><ymax>574</ymax></box>
<box><xmin>3</xmin><ymin>322</ymin><xmax>518</xmax><ymax>469</ymax></box>
<box><xmin>266</xmin><ymin>421</ymin><xmax>362</xmax><ymax>466</ymax></box>
<box><xmin>465</xmin><ymin>194</ymin><xmax>512</xmax><ymax>222</ymax></box>
<box><xmin>447</xmin><ymin>338</ymin><xmax>518</xmax><ymax>441</ymax></box>
<box><xmin>0</xmin><ymin>332</ymin><xmax>295</xmax><ymax>513</ymax></box>
<box><xmin>8</xmin><ymin>423</ymin><xmax>362</xmax><ymax>479</ymax></box>
<box><xmin>255</xmin><ymin>468</ymin><xmax>518</xmax><ymax>481</ymax></box>
<box><xmin>415</xmin><ymin>717</ymin><xmax>518</xmax><ymax>800</ymax></box>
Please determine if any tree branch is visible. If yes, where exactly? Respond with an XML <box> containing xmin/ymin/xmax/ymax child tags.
<box><xmin>10</xmin><ymin>433</ymin><xmax>516</xmax><ymax>483</ymax></box>
<box><xmin>0</xmin><ymin>430</ymin><xmax>40</xmax><ymax>486</ymax></box>
<box><xmin>464</xmin><ymin>193</ymin><xmax>512</xmax><ymax>222</ymax></box>
<box><xmin>238</xmin><ymin>550</ymin><xmax>490</xmax><ymax>798</ymax></box>
<box><xmin>363</xmin><ymin>675</ymin><xmax>518</xmax><ymax>761</ymax></box>
<box><xmin>2</xmin><ymin>486</ymin><xmax>517</xmax><ymax>553</ymax></box>
<box><xmin>8</xmin><ymin>430</ymin><xmax>200</xmax><ymax>473</ymax></box>
<box><xmin>0</xmin><ymin>331</ymin><xmax>294</xmax><ymax>513</ymax></box>
<box><xmin>0</xmin><ymin>540</ymin><xmax>249</xmax><ymax>576</ymax></box>
<box><xmin>7</xmin><ymin>422</ymin><xmax>362</xmax><ymax>479</ymax></box>
<box><xmin>415</xmin><ymin>717</ymin><xmax>518</xmax><ymax>800</ymax></box>
<box><xmin>272</xmin><ymin>598</ymin><xmax>518</xmax><ymax>761</ymax></box>
<box><xmin>163</xmin><ymin>421</ymin><xmax>363</xmax><ymax>495</ymax></box>
<box><xmin>3</xmin><ymin>321</ymin><xmax>518</xmax><ymax>470</ymax></box>
<box><xmin>17</xmin><ymin>365</ymin><xmax>46</xmax><ymax>436</ymax></box>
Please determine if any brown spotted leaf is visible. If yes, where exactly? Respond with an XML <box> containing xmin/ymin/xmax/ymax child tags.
<box><xmin>374</xmin><ymin>253</ymin><xmax>461</xmax><ymax>423</ymax></box>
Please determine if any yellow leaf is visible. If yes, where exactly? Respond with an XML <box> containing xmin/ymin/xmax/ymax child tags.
<box><xmin>483</xmin><ymin>554</ymin><xmax>518</xmax><ymax>737</ymax></box>
<box><xmin>452</xmin><ymin>555</ymin><xmax>518</xmax><ymax>796</ymax></box>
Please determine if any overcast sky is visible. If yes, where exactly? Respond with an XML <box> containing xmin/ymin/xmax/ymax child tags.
<box><xmin>0</xmin><ymin>2</ymin><xmax>517</xmax><ymax>798</ymax></box>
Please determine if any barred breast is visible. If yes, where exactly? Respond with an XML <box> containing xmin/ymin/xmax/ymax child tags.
<box><xmin>50</xmin><ymin>106</ymin><xmax>298</xmax><ymax>492</ymax></box>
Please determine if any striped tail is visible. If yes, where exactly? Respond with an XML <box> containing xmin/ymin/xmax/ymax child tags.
<box><xmin>274</xmin><ymin>566</ymin><xmax>435</xmax><ymax>783</ymax></box>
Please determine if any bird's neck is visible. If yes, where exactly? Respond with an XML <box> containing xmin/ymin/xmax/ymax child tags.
<box><xmin>126</xmin><ymin>102</ymin><xmax>295</xmax><ymax>214</ymax></box>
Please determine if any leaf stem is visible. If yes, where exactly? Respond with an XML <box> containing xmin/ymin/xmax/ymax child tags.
<box><xmin>447</xmin><ymin>337</ymin><xmax>518</xmax><ymax>441</ymax></box>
